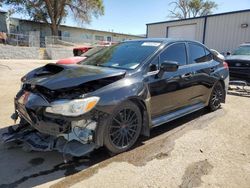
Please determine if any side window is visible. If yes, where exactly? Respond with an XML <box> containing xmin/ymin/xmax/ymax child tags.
<box><xmin>148</xmin><ymin>57</ymin><xmax>159</xmax><ymax>72</ymax></box>
<box><xmin>188</xmin><ymin>43</ymin><xmax>210</xmax><ymax>63</ymax></box>
<box><xmin>160</xmin><ymin>43</ymin><xmax>187</xmax><ymax>66</ymax></box>
<box><xmin>205</xmin><ymin>49</ymin><xmax>213</xmax><ymax>61</ymax></box>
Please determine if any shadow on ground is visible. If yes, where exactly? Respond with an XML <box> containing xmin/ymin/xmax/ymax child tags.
<box><xmin>0</xmin><ymin>108</ymin><xmax>209</xmax><ymax>188</ymax></box>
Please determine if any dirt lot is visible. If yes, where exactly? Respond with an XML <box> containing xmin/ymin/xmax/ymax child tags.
<box><xmin>0</xmin><ymin>60</ymin><xmax>249</xmax><ymax>188</ymax></box>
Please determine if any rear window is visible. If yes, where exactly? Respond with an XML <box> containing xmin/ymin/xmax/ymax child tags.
<box><xmin>160</xmin><ymin>43</ymin><xmax>187</xmax><ymax>66</ymax></box>
<box><xmin>188</xmin><ymin>43</ymin><xmax>210</xmax><ymax>63</ymax></box>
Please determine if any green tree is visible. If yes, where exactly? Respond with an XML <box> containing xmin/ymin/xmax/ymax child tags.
<box><xmin>4</xmin><ymin>0</ymin><xmax>104</xmax><ymax>36</ymax></box>
<box><xmin>169</xmin><ymin>0</ymin><xmax>217</xmax><ymax>19</ymax></box>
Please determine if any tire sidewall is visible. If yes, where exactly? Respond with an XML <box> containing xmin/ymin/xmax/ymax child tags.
<box><xmin>103</xmin><ymin>101</ymin><xmax>142</xmax><ymax>154</ymax></box>
<box><xmin>209</xmin><ymin>82</ymin><xmax>224</xmax><ymax>111</ymax></box>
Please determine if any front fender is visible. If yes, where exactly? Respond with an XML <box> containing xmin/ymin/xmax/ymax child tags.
<box><xmin>91</xmin><ymin>76</ymin><xmax>152</xmax><ymax>146</ymax></box>
<box><xmin>91</xmin><ymin>76</ymin><xmax>150</xmax><ymax>114</ymax></box>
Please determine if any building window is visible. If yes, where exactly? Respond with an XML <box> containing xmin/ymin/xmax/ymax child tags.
<box><xmin>82</xmin><ymin>33</ymin><xmax>93</xmax><ymax>39</ymax></box>
<box><xmin>62</xmin><ymin>31</ymin><xmax>70</xmax><ymax>37</ymax></box>
<box><xmin>10</xmin><ymin>25</ymin><xmax>16</xmax><ymax>33</ymax></box>
<box><xmin>107</xmin><ymin>36</ymin><xmax>112</xmax><ymax>42</ymax></box>
<box><xmin>95</xmin><ymin>35</ymin><xmax>104</xmax><ymax>41</ymax></box>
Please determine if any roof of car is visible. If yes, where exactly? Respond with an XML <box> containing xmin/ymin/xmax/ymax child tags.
<box><xmin>127</xmin><ymin>38</ymin><xmax>202</xmax><ymax>44</ymax></box>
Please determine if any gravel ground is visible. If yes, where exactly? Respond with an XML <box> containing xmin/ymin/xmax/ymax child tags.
<box><xmin>0</xmin><ymin>60</ymin><xmax>249</xmax><ymax>188</ymax></box>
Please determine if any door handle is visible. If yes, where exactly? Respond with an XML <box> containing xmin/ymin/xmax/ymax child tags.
<box><xmin>181</xmin><ymin>73</ymin><xmax>193</xmax><ymax>79</ymax></box>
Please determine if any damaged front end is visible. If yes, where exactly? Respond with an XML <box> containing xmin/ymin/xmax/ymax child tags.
<box><xmin>2</xmin><ymin>92</ymin><xmax>100</xmax><ymax>157</ymax></box>
<box><xmin>1</xmin><ymin>63</ymin><xmax>126</xmax><ymax>157</ymax></box>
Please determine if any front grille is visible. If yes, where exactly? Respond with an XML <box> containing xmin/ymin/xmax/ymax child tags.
<box><xmin>226</xmin><ymin>60</ymin><xmax>250</xmax><ymax>67</ymax></box>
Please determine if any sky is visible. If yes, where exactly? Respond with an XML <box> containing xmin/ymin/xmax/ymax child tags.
<box><xmin>2</xmin><ymin>0</ymin><xmax>250</xmax><ymax>35</ymax></box>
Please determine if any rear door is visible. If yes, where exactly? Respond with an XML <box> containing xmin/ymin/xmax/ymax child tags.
<box><xmin>185</xmin><ymin>42</ymin><xmax>219</xmax><ymax>105</ymax></box>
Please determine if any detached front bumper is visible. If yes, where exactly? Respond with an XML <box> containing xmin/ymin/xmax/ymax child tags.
<box><xmin>1</xmin><ymin>91</ymin><xmax>98</xmax><ymax>157</ymax></box>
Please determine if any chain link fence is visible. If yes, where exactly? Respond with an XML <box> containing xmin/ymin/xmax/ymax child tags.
<box><xmin>45</xmin><ymin>35</ymin><xmax>123</xmax><ymax>48</ymax></box>
<box><xmin>1</xmin><ymin>32</ymin><xmax>128</xmax><ymax>48</ymax></box>
<box><xmin>0</xmin><ymin>32</ymin><xmax>40</xmax><ymax>47</ymax></box>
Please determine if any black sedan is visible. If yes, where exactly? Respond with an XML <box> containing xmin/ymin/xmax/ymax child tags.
<box><xmin>2</xmin><ymin>39</ymin><xmax>229</xmax><ymax>157</ymax></box>
<box><xmin>226</xmin><ymin>43</ymin><xmax>250</xmax><ymax>82</ymax></box>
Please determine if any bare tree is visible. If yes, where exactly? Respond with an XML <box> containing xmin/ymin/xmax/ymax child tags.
<box><xmin>169</xmin><ymin>0</ymin><xmax>217</xmax><ymax>19</ymax></box>
<box><xmin>4</xmin><ymin>0</ymin><xmax>104</xmax><ymax>36</ymax></box>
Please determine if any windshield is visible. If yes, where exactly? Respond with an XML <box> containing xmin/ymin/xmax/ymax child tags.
<box><xmin>232</xmin><ymin>46</ymin><xmax>250</xmax><ymax>55</ymax></box>
<box><xmin>81</xmin><ymin>41</ymin><xmax>161</xmax><ymax>70</ymax></box>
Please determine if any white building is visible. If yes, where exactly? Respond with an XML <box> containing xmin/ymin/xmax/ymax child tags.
<box><xmin>146</xmin><ymin>9</ymin><xmax>250</xmax><ymax>53</ymax></box>
<box><xmin>0</xmin><ymin>11</ymin><xmax>143</xmax><ymax>46</ymax></box>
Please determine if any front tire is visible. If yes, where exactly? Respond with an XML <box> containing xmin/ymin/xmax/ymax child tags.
<box><xmin>104</xmin><ymin>101</ymin><xmax>142</xmax><ymax>154</ymax></box>
<box><xmin>208</xmin><ymin>82</ymin><xmax>224</xmax><ymax>111</ymax></box>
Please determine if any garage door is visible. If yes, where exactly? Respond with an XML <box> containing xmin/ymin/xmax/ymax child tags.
<box><xmin>168</xmin><ymin>24</ymin><xmax>196</xmax><ymax>40</ymax></box>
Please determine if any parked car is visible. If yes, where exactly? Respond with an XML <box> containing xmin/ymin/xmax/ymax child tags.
<box><xmin>56</xmin><ymin>56</ymin><xmax>87</xmax><ymax>65</ymax></box>
<box><xmin>73</xmin><ymin>46</ymin><xmax>92</xmax><ymax>56</ymax></box>
<box><xmin>56</xmin><ymin>46</ymin><xmax>107</xmax><ymax>65</ymax></box>
<box><xmin>2</xmin><ymin>39</ymin><xmax>229</xmax><ymax>157</ymax></box>
<box><xmin>226</xmin><ymin>43</ymin><xmax>250</xmax><ymax>82</ymax></box>
<box><xmin>73</xmin><ymin>41</ymin><xmax>116</xmax><ymax>56</ymax></box>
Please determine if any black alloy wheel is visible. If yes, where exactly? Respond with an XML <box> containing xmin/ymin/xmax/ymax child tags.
<box><xmin>209</xmin><ymin>82</ymin><xmax>224</xmax><ymax>111</ymax></box>
<box><xmin>104</xmin><ymin>101</ymin><xmax>142</xmax><ymax>154</ymax></box>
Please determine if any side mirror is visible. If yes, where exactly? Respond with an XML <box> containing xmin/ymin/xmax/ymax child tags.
<box><xmin>226</xmin><ymin>51</ymin><xmax>231</xmax><ymax>56</ymax></box>
<box><xmin>157</xmin><ymin>61</ymin><xmax>179</xmax><ymax>78</ymax></box>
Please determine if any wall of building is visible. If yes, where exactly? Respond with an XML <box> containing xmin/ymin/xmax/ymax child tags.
<box><xmin>59</xmin><ymin>25</ymin><xmax>139</xmax><ymax>43</ymax></box>
<box><xmin>147</xmin><ymin>18</ymin><xmax>204</xmax><ymax>42</ymax></box>
<box><xmin>16</xmin><ymin>20</ymin><xmax>141</xmax><ymax>45</ymax></box>
<box><xmin>147</xmin><ymin>10</ymin><xmax>250</xmax><ymax>53</ymax></box>
<box><xmin>205</xmin><ymin>11</ymin><xmax>250</xmax><ymax>53</ymax></box>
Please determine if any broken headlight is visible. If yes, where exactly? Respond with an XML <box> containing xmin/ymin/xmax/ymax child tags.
<box><xmin>45</xmin><ymin>97</ymin><xmax>100</xmax><ymax>117</ymax></box>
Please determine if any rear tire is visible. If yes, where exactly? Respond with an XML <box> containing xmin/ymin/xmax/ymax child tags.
<box><xmin>208</xmin><ymin>82</ymin><xmax>224</xmax><ymax>111</ymax></box>
<box><xmin>103</xmin><ymin>101</ymin><xmax>142</xmax><ymax>154</ymax></box>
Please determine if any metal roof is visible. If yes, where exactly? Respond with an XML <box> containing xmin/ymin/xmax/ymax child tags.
<box><xmin>128</xmin><ymin>38</ymin><xmax>203</xmax><ymax>44</ymax></box>
<box><xmin>147</xmin><ymin>9</ymin><xmax>250</xmax><ymax>25</ymax></box>
<box><xmin>12</xmin><ymin>17</ymin><xmax>143</xmax><ymax>38</ymax></box>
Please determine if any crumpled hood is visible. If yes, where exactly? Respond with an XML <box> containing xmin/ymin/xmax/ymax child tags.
<box><xmin>25</xmin><ymin>63</ymin><xmax>126</xmax><ymax>90</ymax></box>
<box><xmin>226</xmin><ymin>55</ymin><xmax>250</xmax><ymax>61</ymax></box>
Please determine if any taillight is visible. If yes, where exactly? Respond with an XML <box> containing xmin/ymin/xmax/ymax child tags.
<box><xmin>223</xmin><ymin>61</ymin><xmax>229</xmax><ymax>69</ymax></box>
